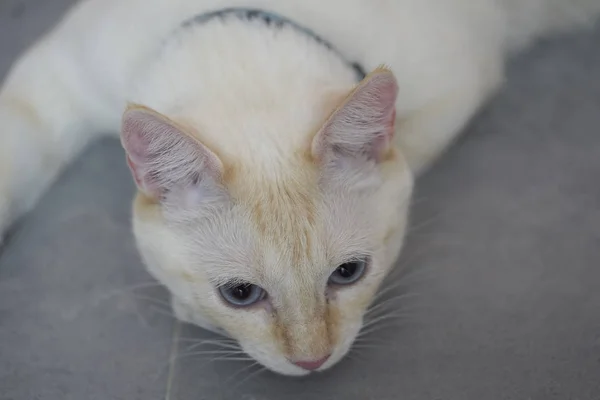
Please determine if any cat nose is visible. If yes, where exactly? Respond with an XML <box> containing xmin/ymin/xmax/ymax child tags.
<box><xmin>292</xmin><ymin>354</ymin><xmax>331</xmax><ymax>371</ymax></box>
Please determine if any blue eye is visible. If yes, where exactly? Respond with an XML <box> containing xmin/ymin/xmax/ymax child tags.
<box><xmin>328</xmin><ymin>260</ymin><xmax>367</xmax><ymax>285</ymax></box>
<box><xmin>218</xmin><ymin>282</ymin><xmax>266</xmax><ymax>307</ymax></box>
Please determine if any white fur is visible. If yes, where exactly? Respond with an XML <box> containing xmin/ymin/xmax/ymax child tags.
<box><xmin>0</xmin><ymin>0</ymin><xmax>598</xmax><ymax>375</ymax></box>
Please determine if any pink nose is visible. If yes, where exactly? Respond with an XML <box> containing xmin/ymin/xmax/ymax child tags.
<box><xmin>293</xmin><ymin>355</ymin><xmax>331</xmax><ymax>371</ymax></box>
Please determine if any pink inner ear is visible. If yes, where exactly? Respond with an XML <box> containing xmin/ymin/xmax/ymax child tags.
<box><xmin>312</xmin><ymin>70</ymin><xmax>398</xmax><ymax>163</ymax></box>
<box><xmin>126</xmin><ymin>154</ymin><xmax>144</xmax><ymax>189</ymax></box>
<box><xmin>121</xmin><ymin>107</ymin><xmax>222</xmax><ymax>198</ymax></box>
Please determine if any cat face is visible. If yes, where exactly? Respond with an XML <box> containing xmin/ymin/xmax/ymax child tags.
<box><xmin>122</xmin><ymin>69</ymin><xmax>413</xmax><ymax>375</ymax></box>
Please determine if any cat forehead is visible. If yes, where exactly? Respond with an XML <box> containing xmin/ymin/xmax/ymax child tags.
<box><xmin>237</xmin><ymin>171</ymin><xmax>376</xmax><ymax>261</ymax></box>
<box><xmin>228</xmin><ymin>165</ymin><xmax>323</xmax><ymax>268</ymax></box>
<box><xmin>186</xmin><ymin>168</ymin><xmax>372</xmax><ymax>273</ymax></box>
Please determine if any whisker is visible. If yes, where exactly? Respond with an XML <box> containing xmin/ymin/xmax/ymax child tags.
<box><xmin>144</xmin><ymin>304</ymin><xmax>177</xmax><ymax>320</ymax></box>
<box><xmin>359</xmin><ymin>319</ymin><xmax>408</xmax><ymax>338</ymax></box>
<box><xmin>359</xmin><ymin>326</ymin><xmax>401</xmax><ymax>340</ymax></box>
<box><xmin>178</xmin><ymin>350</ymin><xmax>248</xmax><ymax>357</ymax></box>
<box><xmin>361</xmin><ymin>316</ymin><xmax>411</xmax><ymax>335</ymax></box>
<box><xmin>234</xmin><ymin>365</ymin><xmax>268</xmax><ymax>390</ymax></box>
<box><xmin>351</xmin><ymin>343</ymin><xmax>388</xmax><ymax>350</ymax></box>
<box><xmin>225</xmin><ymin>361</ymin><xmax>261</xmax><ymax>386</ymax></box>
<box><xmin>405</xmin><ymin>213</ymin><xmax>442</xmax><ymax>235</ymax></box>
<box><xmin>204</xmin><ymin>339</ymin><xmax>240</xmax><ymax>346</ymax></box>
<box><xmin>395</xmin><ymin>265</ymin><xmax>440</xmax><ymax>286</ymax></box>
<box><xmin>408</xmin><ymin>196</ymin><xmax>430</xmax><ymax>208</ymax></box>
<box><xmin>169</xmin><ymin>349</ymin><xmax>251</xmax><ymax>368</ymax></box>
<box><xmin>65</xmin><ymin>280</ymin><xmax>169</xmax><ymax>318</ymax></box>
<box><xmin>117</xmin><ymin>281</ymin><xmax>165</xmax><ymax>291</ymax></box>
<box><xmin>372</xmin><ymin>280</ymin><xmax>408</xmax><ymax>301</ymax></box>
<box><xmin>352</xmin><ymin>335</ymin><xmax>390</xmax><ymax>345</ymax></box>
<box><xmin>362</xmin><ymin>311</ymin><xmax>412</xmax><ymax>330</ymax></box>
<box><xmin>176</xmin><ymin>336</ymin><xmax>238</xmax><ymax>343</ymax></box>
<box><xmin>366</xmin><ymin>292</ymin><xmax>420</xmax><ymax>316</ymax></box>
<box><xmin>181</xmin><ymin>339</ymin><xmax>241</xmax><ymax>352</ymax></box>
<box><xmin>365</xmin><ymin>305</ymin><xmax>418</xmax><ymax>325</ymax></box>
<box><xmin>375</xmin><ymin>258</ymin><xmax>429</xmax><ymax>291</ymax></box>
<box><xmin>373</xmin><ymin>252</ymin><xmax>439</xmax><ymax>298</ymax></box>
<box><xmin>99</xmin><ymin>281</ymin><xmax>166</xmax><ymax>302</ymax></box>
<box><xmin>207</xmin><ymin>356</ymin><xmax>254</xmax><ymax>362</ymax></box>
<box><xmin>132</xmin><ymin>294</ymin><xmax>173</xmax><ymax>308</ymax></box>
<box><xmin>347</xmin><ymin>347</ymin><xmax>370</xmax><ymax>363</ymax></box>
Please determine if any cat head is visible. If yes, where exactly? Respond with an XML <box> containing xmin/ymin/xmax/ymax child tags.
<box><xmin>121</xmin><ymin>68</ymin><xmax>413</xmax><ymax>376</ymax></box>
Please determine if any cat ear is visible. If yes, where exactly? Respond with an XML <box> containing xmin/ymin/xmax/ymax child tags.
<box><xmin>311</xmin><ymin>67</ymin><xmax>398</xmax><ymax>163</ymax></box>
<box><xmin>121</xmin><ymin>105</ymin><xmax>223</xmax><ymax>199</ymax></box>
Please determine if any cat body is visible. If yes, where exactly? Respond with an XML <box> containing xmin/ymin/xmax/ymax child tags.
<box><xmin>0</xmin><ymin>0</ymin><xmax>598</xmax><ymax>376</ymax></box>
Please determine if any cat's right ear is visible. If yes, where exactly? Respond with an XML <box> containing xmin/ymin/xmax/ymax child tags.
<box><xmin>120</xmin><ymin>105</ymin><xmax>223</xmax><ymax>199</ymax></box>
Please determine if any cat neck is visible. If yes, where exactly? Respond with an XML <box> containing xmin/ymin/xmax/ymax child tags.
<box><xmin>131</xmin><ymin>9</ymin><xmax>362</xmax><ymax>171</ymax></box>
<box><xmin>178</xmin><ymin>8</ymin><xmax>366</xmax><ymax>81</ymax></box>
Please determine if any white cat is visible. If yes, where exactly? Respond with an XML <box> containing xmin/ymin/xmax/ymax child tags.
<box><xmin>0</xmin><ymin>0</ymin><xmax>598</xmax><ymax>376</ymax></box>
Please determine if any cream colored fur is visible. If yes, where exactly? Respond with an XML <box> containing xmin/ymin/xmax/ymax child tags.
<box><xmin>0</xmin><ymin>0</ymin><xmax>598</xmax><ymax>376</ymax></box>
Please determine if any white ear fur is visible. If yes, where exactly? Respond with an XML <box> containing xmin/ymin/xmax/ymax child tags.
<box><xmin>312</xmin><ymin>68</ymin><xmax>398</xmax><ymax>163</ymax></box>
<box><xmin>121</xmin><ymin>106</ymin><xmax>223</xmax><ymax>199</ymax></box>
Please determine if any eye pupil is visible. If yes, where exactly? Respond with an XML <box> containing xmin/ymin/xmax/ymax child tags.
<box><xmin>233</xmin><ymin>284</ymin><xmax>250</xmax><ymax>299</ymax></box>
<box><xmin>338</xmin><ymin>264</ymin><xmax>356</xmax><ymax>278</ymax></box>
<box><xmin>328</xmin><ymin>259</ymin><xmax>367</xmax><ymax>286</ymax></box>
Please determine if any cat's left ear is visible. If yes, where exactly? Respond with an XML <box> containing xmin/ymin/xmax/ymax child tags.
<box><xmin>311</xmin><ymin>67</ymin><xmax>398</xmax><ymax>163</ymax></box>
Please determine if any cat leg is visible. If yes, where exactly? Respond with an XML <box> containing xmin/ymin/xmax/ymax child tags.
<box><xmin>0</xmin><ymin>37</ymin><xmax>118</xmax><ymax>242</ymax></box>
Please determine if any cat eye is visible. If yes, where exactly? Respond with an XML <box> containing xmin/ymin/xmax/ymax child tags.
<box><xmin>218</xmin><ymin>282</ymin><xmax>266</xmax><ymax>307</ymax></box>
<box><xmin>328</xmin><ymin>260</ymin><xmax>367</xmax><ymax>286</ymax></box>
